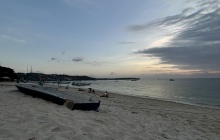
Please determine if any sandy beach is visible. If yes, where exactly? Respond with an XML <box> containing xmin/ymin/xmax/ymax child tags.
<box><xmin>0</xmin><ymin>82</ymin><xmax>220</xmax><ymax>140</ymax></box>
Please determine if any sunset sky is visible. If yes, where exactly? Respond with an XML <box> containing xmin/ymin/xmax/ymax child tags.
<box><xmin>1</xmin><ymin>0</ymin><xmax>220</xmax><ymax>78</ymax></box>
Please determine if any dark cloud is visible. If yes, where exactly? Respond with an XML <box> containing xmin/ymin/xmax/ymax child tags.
<box><xmin>72</xmin><ymin>57</ymin><xmax>83</xmax><ymax>62</ymax></box>
<box><xmin>51</xmin><ymin>58</ymin><xmax>58</xmax><ymax>61</ymax></box>
<box><xmin>72</xmin><ymin>57</ymin><xmax>103</xmax><ymax>66</ymax></box>
<box><xmin>137</xmin><ymin>45</ymin><xmax>220</xmax><ymax>71</ymax></box>
<box><xmin>134</xmin><ymin>0</ymin><xmax>220</xmax><ymax>72</ymax></box>
<box><xmin>127</xmin><ymin>22</ymin><xmax>156</xmax><ymax>32</ymax></box>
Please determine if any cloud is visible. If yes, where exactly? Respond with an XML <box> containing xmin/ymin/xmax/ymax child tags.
<box><xmin>61</xmin><ymin>51</ymin><xmax>66</xmax><ymax>54</ymax></box>
<box><xmin>72</xmin><ymin>57</ymin><xmax>83</xmax><ymax>62</ymax></box>
<box><xmin>119</xmin><ymin>41</ymin><xmax>136</xmax><ymax>45</ymax></box>
<box><xmin>0</xmin><ymin>34</ymin><xmax>25</xmax><ymax>44</ymax></box>
<box><xmin>85</xmin><ymin>61</ymin><xmax>103</xmax><ymax>66</ymax></box>
<box><xmin>136</xmin><ymin>45</ymin><xmax>220</xmax><ymax>71</ymax></box>
<box><xmin>49</xmin><ymin>56</ymin><xmax>102</xmax><ymax>66</ymax></box>
<box><xmin>134</xmin><ymin>0</ymin><xmax>220</xmax><ymax>72</ymax></box>
<box><xmin>127</xmin><ymin>0</ymin><xmax>220</xmax><ymax>34</ymax></box>
<box><xmin>51</xmin><ymin>58</ymin><xmax>58</xmax><ymax>61</ymax></box>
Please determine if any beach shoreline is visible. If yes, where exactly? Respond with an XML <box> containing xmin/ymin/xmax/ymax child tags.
<box><xmin>53</xmin><ymin>83</ymin><xmax>220</xmax><ymax>111</ymax></box>
<box><xmin>1</xmin><ymin>82</ymin><xmax>220</xmax><ymax>139</ymax></box>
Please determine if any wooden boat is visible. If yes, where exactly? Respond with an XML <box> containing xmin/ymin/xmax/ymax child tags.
<box><xmin>15</xmin><ymin>83</ymin><xmax>100</xmax><ymax>111</ymax></box>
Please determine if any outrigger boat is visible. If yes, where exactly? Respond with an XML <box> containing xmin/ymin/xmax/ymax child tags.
<box><xmin>16</xmin><ymin>83</ymin><xmax>100</xmax><ymax>111</ymax></box>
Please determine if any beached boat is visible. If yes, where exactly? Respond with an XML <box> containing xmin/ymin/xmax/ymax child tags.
<box><xmin>16</xmin><ymin>83</ymin><xmax>100</xmax><ymax>110</ymax></box>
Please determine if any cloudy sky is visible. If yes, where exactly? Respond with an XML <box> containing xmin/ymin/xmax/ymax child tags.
<box><xmin>0</xmin><ymin>0</ymin><xmax>220</xmax><ymax>78</ymax></box>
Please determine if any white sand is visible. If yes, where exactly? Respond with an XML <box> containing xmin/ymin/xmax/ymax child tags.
<box><xmin>0</xmin><ymin>82</ymin><xmax>220</xmax><ymax>140</ymax></box>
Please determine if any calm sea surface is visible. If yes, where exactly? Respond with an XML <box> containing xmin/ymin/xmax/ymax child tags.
<box><xmin>69</xmin><ymin>78</ymin><xmax>220</xmax><ymax>108</ymax></box>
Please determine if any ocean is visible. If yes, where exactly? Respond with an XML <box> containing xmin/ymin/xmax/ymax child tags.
<box><xmin>68</xmin><ymin>78</ymin><xmax>220</xmax><ymax>108</ymax></box>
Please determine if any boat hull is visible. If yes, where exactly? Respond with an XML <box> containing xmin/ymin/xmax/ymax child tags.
<box><xmin>16</xmin><ymin>83</ymin><xmax>100</xmax><ymax>111</ymax></box>
<box><xmin>16</xmin><ymin>85</ymin><xmax>66</xmax><ymax>105</ymax></box>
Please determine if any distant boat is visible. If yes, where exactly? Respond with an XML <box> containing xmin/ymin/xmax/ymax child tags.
<box><xmin>169</xmin><ymin>79</ymin><xmax>175</xmax><ymax>81</ymax></box>
<box><xmin>72</xmin><ymin>82</ymin><xmax>91</xmax><ymax>86</ymax></box>
<box><xmin>16</xmin><ymin>83</ymin><xmax>100</xmax><ymax>110</ymax></box>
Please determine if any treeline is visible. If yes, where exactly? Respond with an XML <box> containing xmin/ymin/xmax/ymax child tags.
<box><xmin>16</xmin><ymin>73</ymin><xmax>140</xmax><ymax>81</ymax></box>
<box><xmin>1</xmin><ymin>65</ymin><xmax>139</xmax><ymax>81</ymax></box>
<box><xmin>0</xmin><ymin>66</ymin><xmax>17</xmax><ymax>81</ymax></box>
<box><xmin>16</xmin><ymin>73</ymin><xmax>96</xmax><ymax>81</ymax></box>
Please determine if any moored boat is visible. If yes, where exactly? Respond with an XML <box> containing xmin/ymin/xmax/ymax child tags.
<box><xmin>72</xmin><ymin>82</ymin><xmax>91</xmax><ymax>86</ymax></box>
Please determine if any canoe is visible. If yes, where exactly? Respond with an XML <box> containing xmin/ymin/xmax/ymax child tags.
<box><xmin>15</xmin><ymin>83</ymin><xmax>100</xmax><ymax>111</ymax></box>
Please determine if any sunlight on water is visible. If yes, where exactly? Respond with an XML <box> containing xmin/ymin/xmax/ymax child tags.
<box><xmin>71</xmin><ymin>79</ymin><xmax>220</xmax><ymax>108</ymax></box>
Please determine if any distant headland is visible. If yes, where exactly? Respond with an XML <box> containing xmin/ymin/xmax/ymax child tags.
<box><xmin>16</xmin><ymin>72</ymin><xmax>140</xmax><ymax>81</ymax></box>
<box><xmin>0</xmin><ymin>65</ymin><xmax>140</xmax><ymax>81</ymax></box>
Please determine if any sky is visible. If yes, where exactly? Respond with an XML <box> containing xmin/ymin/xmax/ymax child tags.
<box><xmin>0</xmin><ymin>0</ymin><xmax>220</xmax><ymax>78</ymax></box>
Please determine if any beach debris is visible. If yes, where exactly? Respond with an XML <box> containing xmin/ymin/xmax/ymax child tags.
<box><xmin>65</xmin><ymin>100</ymin><xmax>74</xmax><ymax>110</ymax></box>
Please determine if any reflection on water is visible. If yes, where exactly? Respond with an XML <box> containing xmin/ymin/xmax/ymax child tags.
<box><xmin>77</xmin><ymin>79</ymin><xmax>220</xmax><ymax>108</ymax></box>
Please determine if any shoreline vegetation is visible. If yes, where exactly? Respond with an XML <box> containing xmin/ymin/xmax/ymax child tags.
<box><xmin>1</xmin><ymin>82</ymin><xmax>220</xmax><ymax>139</ymax></box>
<box><xmin>0</xmin><ymin>66</ymin><xmax>17</xmax><ymax>81</ymax></box>
<box><xmin>16</xmin><ymin>72</ymin><xmax>140</xmax><ymax>81</ymax></box>
<box><xmin>1</xmin><ymin>65</ymin><xmax>140</xmax><ymax>82</ymax></box>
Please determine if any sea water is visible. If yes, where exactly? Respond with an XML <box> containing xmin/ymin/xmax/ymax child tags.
<box><xmin>70</xmin><ymin>78</ymin><xmax>220</xmax><ymax>108</ymax></box>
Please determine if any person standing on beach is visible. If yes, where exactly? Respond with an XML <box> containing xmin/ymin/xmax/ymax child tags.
<box><xmin>39</xmin><ymin>75</ymin><xmax>44</xmax><ymax>86</ymax></box>
<box><xmin>57</xmin><ymin>79</ymin><xmax>61</xmax><ymax>87</ymax></box>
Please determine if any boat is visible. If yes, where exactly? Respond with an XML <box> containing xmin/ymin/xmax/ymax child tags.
<box><xmin>15</xmin><ymin>83</ymin><xmax>100</xmax><ymax>111</ymax></box>
<box><xmin>169</xmin><ymin>79</ymin><xmax>175</xmax><ymax>81</ymax></box>
<box><xmin>60</xmin><ymin>81</ymin><xmax>71</xmax><ymax>84</ymax></box>
<box><xmin>72</xmin><ymin>82</ymin><xmax>91</xmax><ymax>86</ymax></box>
